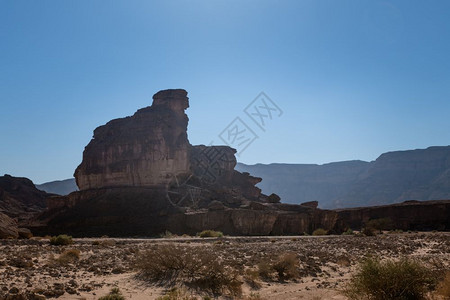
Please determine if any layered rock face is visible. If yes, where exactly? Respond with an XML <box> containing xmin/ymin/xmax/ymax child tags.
<box><xmin>74</xmin><ymin>89</ymin><xmax>191</xmax><ymax>190</ymax></box>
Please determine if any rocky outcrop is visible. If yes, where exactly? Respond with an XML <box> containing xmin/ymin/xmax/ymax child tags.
<box><xmin>0</xmin><ymin>175</ymin><xmax>50</xmax><ymax>222</ymax></box>
<box><xmin>74</xmin><ymin>89</ymin><xmax>191</xmax><ymax>190</ymax></box>
<box><xmin>334</xmin><ymin>200</ymin><xmax>450</xmax><ymax>232</ymax></box>
<box><xmin>0</xmin><ymin>211</ymin><xmax>18</xmax><ymax>239</ymax></box>
<box><xmin>237</xmin><ymin>146</ymin><xmax>450</xmax><ymax>208</ymax></box>
<box><xmin>0</xmin><ymin>175</ymin><xmax>52</xmax><ymax>238</ymax></box>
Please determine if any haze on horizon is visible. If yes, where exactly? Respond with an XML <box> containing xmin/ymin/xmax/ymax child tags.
<box><xmin>1</xmin><ymin>1</ymin><xmax>450</xmax><ymax>184</ymax></box>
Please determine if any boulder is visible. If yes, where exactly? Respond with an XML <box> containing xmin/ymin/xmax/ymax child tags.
<box><xmin>0</xmin><ymin>211</ymin><xmax>18</xmax><ymax>239</ymax></box>
<box><xmin>18</xmin><ymin>228</ymin><xmax>33</xmax><ymax>239</ymax></box>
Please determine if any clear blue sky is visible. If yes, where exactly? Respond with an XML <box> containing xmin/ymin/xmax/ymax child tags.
<box><xmin>1</xmin><ymin>0</ymin><xmax>450</xmax><ymax>184</ymax></box>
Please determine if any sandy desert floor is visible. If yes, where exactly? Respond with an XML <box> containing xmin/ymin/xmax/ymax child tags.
<box><xmin>0</xmin><ymin>232</ymin><xmax>449</xmax><ymax>300</ymax></box>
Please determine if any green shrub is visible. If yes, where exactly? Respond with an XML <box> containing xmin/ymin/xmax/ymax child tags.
<box><xmin>136</xmin><ymin>244</ymin><xmax>240</xmax><ymax>296</ymax></box>
<box><xmin>49</xmin><ymin>234</ymin><xmax>73</xmax><ymax>245</ymax></box>
<box><xmin>198</xmin><ymin>230</ymin><xmax>223</xmax><ymax>238</ymax></box>
<box><xmin>98</xmin><ymin>287</ymin><xmax>125</xmax><ymax>300</ymax></box>
<box><xmin>342</xmin><ymin>229</ymin><xmax>354</xmax><ymax>235</ymax></box>
<box><xmin>312</xmin><ymin>228</ymin><xmax>327</xmax><ymax>236</ymax></box>
<box><xmin>343</xmin><ymin>256</ymin><xmax>437</xmax><ymax>300</ymax></box>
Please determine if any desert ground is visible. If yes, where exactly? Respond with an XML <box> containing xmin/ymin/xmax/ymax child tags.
<box><xmin>0</xmin><ymin>232</ymin><xmax>449</xmax><ymax>300</ymax></box>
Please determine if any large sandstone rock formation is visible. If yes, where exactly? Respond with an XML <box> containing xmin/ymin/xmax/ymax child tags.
<box><xmin>75</xmin><ymin>89</ymin><xmax>191</xmax><ymax>190</ymax></box>
<box><xmin>37</xmin><ymin>89</ymin><xmax>337</xmax><ymax>236</ymax></box>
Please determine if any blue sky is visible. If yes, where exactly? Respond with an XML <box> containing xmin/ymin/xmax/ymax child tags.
<box><xmin>1</xmin><ymin>0</ymin><xmax>450</xmax><ymax>184</ymax></box>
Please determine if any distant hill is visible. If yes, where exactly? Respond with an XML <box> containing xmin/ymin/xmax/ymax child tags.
<box><xmin>236</xmin><ymin>146</ymin><xmax>450</xmax><ymax>208</ymax></box>
<box><xmin>36</xmin><ymin>178</ymin><xmax>78</xmax><ymax>196</ymax></box>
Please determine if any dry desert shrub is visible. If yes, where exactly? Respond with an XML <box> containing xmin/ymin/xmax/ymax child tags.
<box><xmin>256</xmin><ymin>252</ymin><xmax>299</xmax><ymax>281</ymax></box>
<box><xmin>244</xmin><ymin>268</ymin><xmax>262</xmax><ymax>289</ymax></box>
<box><xmin>343</xmin><ymin>256</ymin><xmax>437</xmax><ymax>300</ymax></box>
<box><xmin>362</xmin><ymin>227</ymin><xmax>376</xmax><ymax>236</ymax></box>
<box><xmin>257</xmin><ymin>259</ymin><xmax>273</xmax><ymax>280</ymax></box>
<box><xmin>312</xmin><ymin>228</ymin><xmax>328</xmax><ymax>236</ymax></box>
<box><xmin>272</xmin><ymin>252</ymin><xmax>299</xmax><ymax>280</ymax></box>
<box><xmin>98</xmin><ymin>287</ymin><xmax>125</xmax><ymax>300</ymax></box>
<box><xmin>197</xmin><ymin>230</ymin><xmax>223</xmax><ymax>238</ymax></box>
<box><xmin>56</xmin><ymin>248</ymin><xmax>80</xmax><ymax>264</ymax></box>
<box><xmin>135</xmin><ymin>244</ymin><xmax>241</xmax><ymax>296</ymax></box>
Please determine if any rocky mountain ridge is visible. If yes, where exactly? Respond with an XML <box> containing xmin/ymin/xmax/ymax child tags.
<box><xmin>237</xmin><ymin>145</ymin><xmax>450</xmax><ymax>208</ymax></box>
